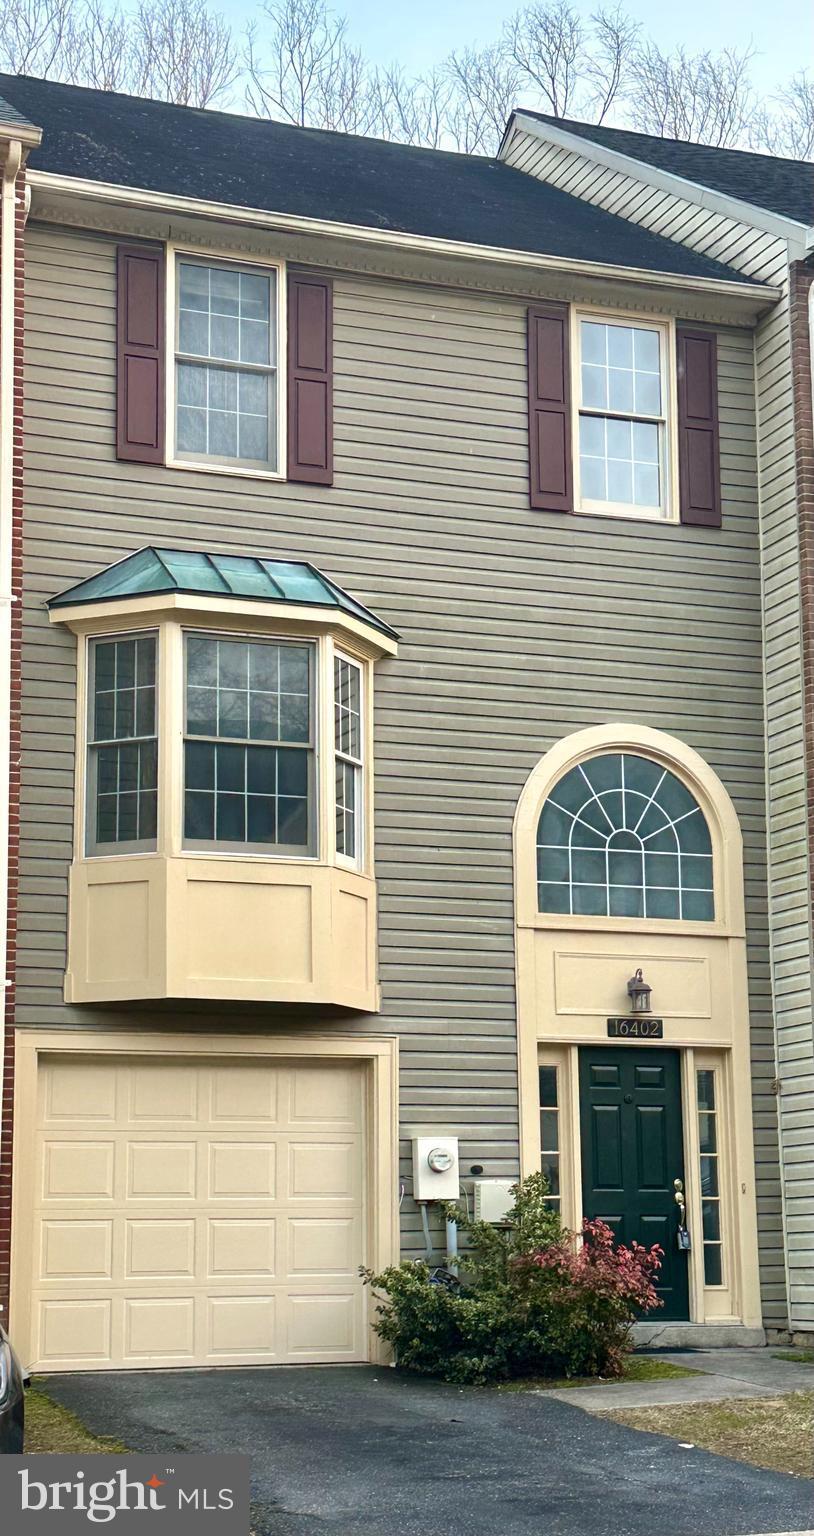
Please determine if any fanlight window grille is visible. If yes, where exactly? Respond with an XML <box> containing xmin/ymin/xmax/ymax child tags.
<box><xmin>536</xmin><ymin>752</ymin><xmax>714</xmax><ymax>921</ymax></box>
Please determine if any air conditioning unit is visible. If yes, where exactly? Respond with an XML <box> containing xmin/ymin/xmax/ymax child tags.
<box><xmin>473</xmin><ymin>1179</ymin><xmax>515</xmax><ymax>1224</ymax></box>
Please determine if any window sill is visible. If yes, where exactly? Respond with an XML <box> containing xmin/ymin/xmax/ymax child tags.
<box><xmin>575</xmin><ymin>503</ymin><xmax>677</xmax><ymax>525</ymax></box>
<box><xmin>65</xmin><ymin>852</ymin><xmax>378</xmax><ymax>1010</ymax></box>
<box><xmin>166</xmin><ymin>454</ymin><xmax>287</xmax><ymax>483</ymax></box>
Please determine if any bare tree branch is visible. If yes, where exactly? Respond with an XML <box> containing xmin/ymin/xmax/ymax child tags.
<box><xmin>444</xmin><ymin>43</ymin><xmax>522</xmax><ymax>153</ymax></box>
<box><xmin>64</xmin><ymin>0</ymin><xmax>129</xmax><ymax>90</ymax></box>
<box><xmin>131</xmin><ymin>0</ymin><xmax>237</xmax><ymax>107</ymax></box>
<box><xmin>753</xmin><ymin>71</ymin><xmax>814</xmax><ymax>160</ymax></box>
<box><xmin>584</xmin><ymin>5</ymin><xmax>638</xmax><ymax>123</ymax></box>
<box><xmin>507</xmin><ymin>0</ymin><xmax>584</xmax><ymax>118</ymax></box>
<box><xmin>0</xmin><ymin>0</ymin><xmax>77</xmax><ymax>76</ymax></box>
<box><xmin>629</xmin><ymin>42</ymin><xmax>757</xmax><ymax>147</ymax></box>
<box><xmin>246</xmin><ymin>0</ymin><xmax>350</xmax><ymax>124</ymax></box>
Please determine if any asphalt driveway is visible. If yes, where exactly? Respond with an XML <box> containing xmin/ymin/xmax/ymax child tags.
<box><xmin>40</xmin><ymin>1366</ymin><xmax>814</xmax><ymax>1536</ymax></box>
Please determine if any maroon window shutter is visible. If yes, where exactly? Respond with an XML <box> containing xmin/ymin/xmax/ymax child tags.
<box><xmin>287</xmin><ymin>272</ymin><xmax>333</xmax><ymax>485</ymax></box>
<box><xmin>116</xmin><ymin>244</ymin><xmax>165</xmax><ymax>464</ymax></box>
<box><xmin>528</xmin><ymin>304</ymin><xmax>572</xmax><ymax>512</ymax></box>
<box><xmin>677</xmin><ymin>328</ymin><xmax>721</xmax><ymax>528</ymax></box>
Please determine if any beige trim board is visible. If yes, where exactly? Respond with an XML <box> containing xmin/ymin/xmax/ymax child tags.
<box><xmin>11</xmin><ymin>1029</ymin><xmax>399</xmax><ymax>1370</ymax></box>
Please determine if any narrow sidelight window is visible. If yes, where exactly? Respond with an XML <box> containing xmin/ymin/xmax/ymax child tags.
<box><xmin>174</xmin><ymin>258</ymin><xmax>279</xmax><ymax>472</ymax></box>
<box><xmin>183</xmin><ymin>634</ymin><xmax>315</xmax><ymax>854</ymax></box>
<box><xmin>334</xmin><ymin>654</ymin><xmax>363</xmax><ymax>862</ymax></box>
<box><xmin>538</xmin><ymin>1064</ymin><xmax>560</xmax><ymax>1209</ymax></box>
<box><xmin>577</xmin><ymin>316</ymin><xmax>670</xmax><ymax>519</ymax></box>
<box><xmin>87</xmin><ymin>633</ymin><xmax>158</xmax><ymax>854</ymax></box>
<box><xmin>697</xmin><ymin>1070</ymin><xmax>724</xmax><ymax>1286</ymax></box>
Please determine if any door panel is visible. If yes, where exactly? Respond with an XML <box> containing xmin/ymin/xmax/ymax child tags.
<box><xmin>579</xmin><ymin>1047</ymin><xmax>689</xmax><ymax>1321</ymax></box>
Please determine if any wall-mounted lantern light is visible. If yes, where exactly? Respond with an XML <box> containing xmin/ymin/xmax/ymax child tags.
<box><xmin>627</xmin><ymin>968</ymin><xmax>652</xmax><ymax>1014</ymax></box>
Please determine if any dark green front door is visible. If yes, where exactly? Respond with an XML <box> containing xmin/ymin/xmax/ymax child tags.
<box><xmin>579</xmin><ymin>1047</ymin><xmax>690</xmax><ymax>1321</ymax></box>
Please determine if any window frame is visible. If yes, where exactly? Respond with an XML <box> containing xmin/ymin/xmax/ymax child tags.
<box><xmin>85</xmin><ymin>628</ymin><xmax>160</xmax><ymax>858</ymax></box>
<box><xmin>334</xmin><ymin>650</ymin><xmax>365</xmax><ymax>869</ymax></box>
<box><xmin>165</xmin><ymin>244</ymin><xmax>287</xmax><ymax>482</ymax></box>
<box><xmin>181</xmin><ymin>628</ymin><xmax>318</xmax><ymax>859</ymax></box>
<box><xmin>571</xmin><ymin>307</ymin><xmax>678</xmax><ymax>524</ymax></box>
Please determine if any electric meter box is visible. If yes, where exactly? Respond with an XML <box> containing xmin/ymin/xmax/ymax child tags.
<box><xmin>412</xmin><ymin>1136</ymin><xmax>460</xmax><ymax>1201</ymax></box>
<box><xmin>473</xmin><ymin>1178</ymin><xmax>516</xmax><ymax>1224</ymax></box>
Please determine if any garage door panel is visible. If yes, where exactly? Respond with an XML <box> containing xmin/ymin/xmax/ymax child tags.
<box><xmin>208</xmin><ymin>1295</ymin><xmax>278</xmax><ymax>1357</ymax></box>
<box><xmin>125</xmin><ymin>1219</ymin><xmax>196</xmax><ymax>1279</ymax></box>
<box><xmin>128</xmin><ymin>1064</ymin><xmax>199</xmax><ymax>1124</ymax></box>
<box><xmin>43</xmin><ymin>1062</ymin><xmax>118</xmax><ymax>1124</ymax></box>
<box><xmin>288</xmin><ymin>1217</ymin><xmax>359</xmax><ymax>1277</ymax></box>
<box><xmin>43</xmin><ymin>1141</ymin><xmax>116</xmax><ymax>1201</ymax></box>
<box><xmin>288</xmin><ymin>1141</ymin><xmax>359</xmax><ymax>1199</ymax></box>
<box><xmin>289</xmin><ymin>1064</ymin><xmax>363</xmax><ymax>1127</ymax></box>
<box><xmin>208</xmin><ymin>1142</ymin><xmax>276</xmax><ymax>1199</ymax></box>
<box><xmin>288</xmin><ymin>1293</ymin><xmax>359</xmax><ymax>1355</ymax></box>
<box><xmin>39</xmin><ymin>1298</ymin><xmax>112</xmax><ymax>1365</ymax></box>
<box><xmin>26</xmin><ymin>1056</ymin><xmax>368</xmax><ymax>1370</ymax></box>
<box><xmin>124</xmin><ymin>1297</ymin><xmax>196</xmax><ymax>1359</ymax></box>
<box><xmin>41</xmin><ymin>1220</ymin><xmax>114</xmax><ymax>1281</ymax></box>
<box><xmin>126</xmin><ymin>1142</ymin><xmax>197</xmax><ymax>1200</ymax></box>
<box><xmin>208</xmin><ymin>1219</ymin><xmax>277</xmax><ymax>1278</ymax></box>
<box><xmin>210</xmin><ymin>1066</ymin><xmax>279</xmax><ymax>1123</ymax></box>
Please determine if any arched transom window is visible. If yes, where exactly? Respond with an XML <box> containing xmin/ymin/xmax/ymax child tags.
<box><xmin>536</xmin><ymin>752</ymin><xmax>714</xmax><ymax>921</ymax></box>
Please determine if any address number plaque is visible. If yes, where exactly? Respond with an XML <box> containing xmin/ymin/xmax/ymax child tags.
<box><xmin>607</xmin><ymin>1017</ymin><xmax>664</xmax><ymax>1039</ymax></box>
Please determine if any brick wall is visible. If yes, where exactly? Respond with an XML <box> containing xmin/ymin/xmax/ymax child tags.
<box><xmin>0</xmin><ymin>164</ymin><xmax>27</xmax><ymax>1314</ymax></box>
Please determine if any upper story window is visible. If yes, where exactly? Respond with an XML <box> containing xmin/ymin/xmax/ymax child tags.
<box><xmin>87</xmin><ymin>633</ymin><xmax>158</xmax><ymax>855</ymax></box>
<box><xmin>174</xmin><ymin>256</ymin><xmax>281</xmax><ymax>474</ymax></box>
<box><xmin>575</xmin><ymin>315</ymin><xmax>671</xmax><ymax>521</ymax></box>
<box><xmin>537</xmin><ymin>751</ymin><xmax>713</xmax><ymax>921</ymax></box>
<box><xmin>183</xmin><ymin>634</ymin><xmax>315</xmax><ymax>854</ymax></box>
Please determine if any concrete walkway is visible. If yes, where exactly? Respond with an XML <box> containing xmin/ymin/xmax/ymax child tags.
<box><xmin>544</xmin><ymin>1348</ymin><xmax>814</xmax><ymax>1411</ymax></box>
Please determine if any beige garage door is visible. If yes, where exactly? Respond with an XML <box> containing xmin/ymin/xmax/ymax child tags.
<box><xmin>26</xmin><ymin>1054</ymin><xmax>367</xmax><ymax>1371</ymax></box>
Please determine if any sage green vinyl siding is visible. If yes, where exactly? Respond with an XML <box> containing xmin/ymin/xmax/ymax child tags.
<box><xmin>504</xmin><ymin>121</ymin><xmax>809</xmax><ymax>1328</ymax></box>
<box><xmin>19</xmin><ymin>221</ymin><xmax>774</xmax><ymax>1292</ymax></box>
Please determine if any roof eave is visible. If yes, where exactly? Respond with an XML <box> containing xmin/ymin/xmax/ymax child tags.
<box><xmin>0</xmin><ymin>119</ymin><xmax>42</xmax><ymax>148</ymax></box>
<box><xmin>27</xmin><ymin>168</ymin><xmax>779</xmax><ymax>313</ymax></box>
<box><xmin>503</xmin><ymin>112</ymin><xmax>811</xmax><ymax>252</ymax></box>
<box><xmin>48</xmin><ymin>590</ymin><xmax>399</xmax><ymax>655</ymax></box>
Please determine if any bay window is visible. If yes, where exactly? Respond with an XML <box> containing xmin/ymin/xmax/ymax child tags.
<box><xmin>87</xmin><ymin>633</ymin><xmax>158</xmax><ymax>855</ymax></box>
<box><xmin>183</xmin><ymin>635</ymin><xmax>315</xmax><ymax>854</ymax></box>
<box><xmin>54</xmin><ymin>546</ymin><xmax>396</xmax><ymax>1008</ymax></box>
<box><xmin>334</xmin><ymin>653</ymin><xmax>363</xmax><ymax>863</ymax></box>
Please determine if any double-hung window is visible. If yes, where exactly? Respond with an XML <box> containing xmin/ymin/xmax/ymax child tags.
<box><xmin>174</xmin><ymin>257</ymin><xmax>280</xmax><ymax>473</ymax></box>
<box><xmin>576</xmin><ymin>315</ymin><xmax>670</xmax><ymax>520</ymax></box>
<box><xmin>334</xmin><ymin>654</ymin><xmax>363</xmax><ymax>862</ymax></box>
<box><xmin>87</xmin><ymin>633</ymin><xmax>158</xmax><ymax>854</ymax></box>
<box><xmin>183</xmin><ymin>634</ymin><xmax>315</xmax><ymax>855</ymax></box>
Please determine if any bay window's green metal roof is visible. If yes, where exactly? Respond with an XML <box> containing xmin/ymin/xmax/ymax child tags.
<box><xmin>48</xmin><ymin>546</ymin><xmax>398</xmax><ymax>640</ymax></box>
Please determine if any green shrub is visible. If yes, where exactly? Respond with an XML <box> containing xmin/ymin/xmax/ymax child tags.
<box><xmin>364</xmin><ymin>1173</ymin><xmax>663</xmax><ymax>1385</ymax></box>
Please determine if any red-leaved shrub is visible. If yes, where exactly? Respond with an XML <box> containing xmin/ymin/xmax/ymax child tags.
<box><xmin>366</xmin><ymin>1174</ymin><xmax>663</xmax><ymax>1384</ymax></box>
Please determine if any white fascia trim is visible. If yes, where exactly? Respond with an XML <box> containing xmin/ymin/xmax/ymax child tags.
<box><xmin>26</xmin><ymin>168</ymin><xmax>779</xmax><ymax>307</ymax></box>
<box><xmin>506</xmin><ymin>113</ymin><xmax>811</xmax><ymax>256</ymax></box>
<box><xmin>0</xmin><ymin>120</ymin><xmax>42</xmax><ymax>149</ymax></box>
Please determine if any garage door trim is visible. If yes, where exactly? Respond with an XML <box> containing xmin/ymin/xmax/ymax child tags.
<box><xmin>11</xmin><ymin>1030</ymin><xmax>399</xmax><ymax>1371</ymax></box>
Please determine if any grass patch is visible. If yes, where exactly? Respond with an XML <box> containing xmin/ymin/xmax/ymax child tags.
<box><xmin>499</xmin><ymin>1355</ymin><xmax>701</xmax><ymax>1392</ymax></box>
<box><xmin>24</xmin><ymin>1388</ymin><xmax>130</xmax><ymax>1455</ymax></box>
<box><xmin>774</xmin><ymin>1349</ymin><xmax>814</xmax><ymax>1365</ymax></box>
<box><xmin>606</xmin><ymin>1392</ymin><xmax>814</xmax><ymax>1479</ymax></box>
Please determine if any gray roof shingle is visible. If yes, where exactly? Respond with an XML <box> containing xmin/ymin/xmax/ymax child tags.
<box><xmin>2</xmin><ymin>73</ymin><xmax>765</xmax><ymax>286</ymax></box>
<box><xmin>516</xmin><ymin>111</ymin><xmax>814</xmax><ymax>226</ymax></box>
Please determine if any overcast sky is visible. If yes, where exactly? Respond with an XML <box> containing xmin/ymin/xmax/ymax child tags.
<box><xmin>224</xmin><ymin>0</ymin><xmax>812</xmax><ymax>103</ymax></box>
